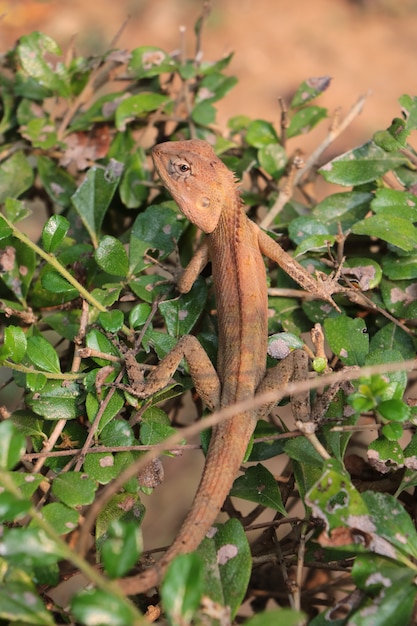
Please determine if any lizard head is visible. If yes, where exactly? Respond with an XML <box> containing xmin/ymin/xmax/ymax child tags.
<box><xmin>151</xmin><ymin>140</ymin><xmax>237</xmax><ymax>233</ymax></box>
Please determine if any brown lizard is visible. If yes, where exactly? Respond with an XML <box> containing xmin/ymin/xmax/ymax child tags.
<box><xmin>120</xmin><ymin>139</ymin><xmax>339</xmax><ymax>595</ymax></box>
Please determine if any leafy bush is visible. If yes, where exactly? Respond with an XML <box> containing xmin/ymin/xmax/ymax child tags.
<box><xmin>0</xmin><ymin>12</ymin><xmax>417</xmax><ymax>626</ymax></box>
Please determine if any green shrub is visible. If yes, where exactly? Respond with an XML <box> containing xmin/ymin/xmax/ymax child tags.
<box><xmin>0</xmin><ymin>12</ymin><xmax>417</xmax><ymax>626</ymax></box>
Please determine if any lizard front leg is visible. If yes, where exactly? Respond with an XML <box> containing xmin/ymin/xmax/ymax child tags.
<box><xmin>255</xmin><ymin>225</ymin><xmax>341</xmax><ymax>310</ymax></box>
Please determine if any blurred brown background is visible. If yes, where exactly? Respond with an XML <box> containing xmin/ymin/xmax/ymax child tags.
<box><xmin>1</xmin><ymin>0</ymin><xmax>417</xmax><ymax>549</ymax></box>
<box><xmin>2</xmin><ymin>0</ymin><xmax>417</xmax><ymax>154</ymax></box>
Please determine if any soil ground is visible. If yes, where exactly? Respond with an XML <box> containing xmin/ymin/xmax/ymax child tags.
<box><xmin>2</xmin><ymin>0</ymin><xmax>417</xmax><ymax>153</ymax></box>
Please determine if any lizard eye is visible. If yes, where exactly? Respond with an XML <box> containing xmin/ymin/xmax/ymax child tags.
<box><xmin>178</xmin><ymin>163</ymin><xmax>190</xmax><ymax>173</ymax></box>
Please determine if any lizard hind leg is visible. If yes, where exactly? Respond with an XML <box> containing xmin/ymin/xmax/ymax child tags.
<box><xmin>255</xmin><ymin>349</ymin><xmax>310</xmax><ymax>422</ymax></box>
<box><xmin>124</xmin><ymin>334</ymin><xmax>221</xmax><ymax>411</ymax></box>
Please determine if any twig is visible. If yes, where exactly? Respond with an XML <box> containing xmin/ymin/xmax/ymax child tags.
<box><xmin>261</xmin><ymin>93</ymin><xmax>369</xmax><ymax>230</ymax></box>
<box><xmin>57</xmin><ymin>17</ymin><xmax>130</xmax><ymax>139</ymax></box>
<box><xmin>76</xmin><ymin>356</ymin><xmax>416</xmax><ymax>557</ymax></box>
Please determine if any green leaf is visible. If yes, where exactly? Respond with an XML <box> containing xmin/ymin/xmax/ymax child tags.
<box><xmin>258</xmin><ymin>143</ymin><xmax>287</xmax><ymax>177</ymax></box>
<box><xmin>115</xmin><ymin>93</ymin><xmax>169</xmax><ymax>131</ymax></box>
<box><xmin>2</xmin><ymin>526</ymin><xmax>64</xmax><ymax>565</ymax></box>
<box><xmin>95</xmin><ymin>493</ymin><xmax>145</xmax><ymax>549</ymax></box>
<box><xmin>71</xmin><ymin>161</ymin><xmax>123</xmax><ymax>247</ymax></box>
<box><xmin>382</xmin><ymin>252</ymin><xmax>417</xmax><ymax>280</ymax></box>
<box><xmin>248</xmin><ymin>420</ymin><xmax>286</xmax><ymax>462</ymax></box>
<box><xmin>86</xmin><ymin>329</ymin><xmax>121</xmax><ymax>365</ymax></box>
<box><xmin>41</xmin><ymin>215</ymin><xmax>70</xmax><ymax>252</ymax></box>
<box><xmin>345</xmin><ymin>257</ymin><xmax>382</xmax><ymax>290</ymax></box>
<box><xmin>37</xmin><ymin>155</ymin><xmax>76</xmax><ymax>208</ymax></box>
<box><xmin>22</xmin><ymin>116</ymin><xmax>58</xmax><ymax>149</ymax></box>
<box><xmin>0</xmin><ymin>420</ymin><xmax>26</xmax><ymax>469</ymax></box>
<box><xmin>159</xmin><ymin>278</ymin><xmax>208</xmax><ymax>337</ymax></box>
<box><xmin>83</xmin><ymin>452</ymin><xmax>118</xmax><ymax>484</ymax></box>
<box><xmin>246</xmin><ymin>119</ymin><xmax>279</xmax><ymax>148</ymax></box>
<box><xmin>98</xmin><ymin>309</ymin><xmax>125</xmax><ymax>333</ymax></box>
<box><xmin>399</xmin><ymin>93</ymin><xmax>417</xmax><ymax>131</ymax></box>
<box><xmin>86</xmin><ymin>390</ymin><xmax>125</xmax><ymax>431</ymax></box>
<box><xmin>27</xmin><ymin>380</ymin><xmax>81</xmax><ymax>420</ymax></box>
<box><xmin>313</xmin><ymin>191</ymin><xmax>372</xmax><ymax>227</ymax></box>
<box><xmin>5</xmin><ymin>470</ymin><xmax>44</xmax><ymax>498</ymax></box>
<box><xmin>371</xmin><ymin>187</ymin><xmax>417</xmax><ymax>221</ymax></box>
<box><xmin>41</xmin><ymin>269</ymin><xmax>79</xmax><ymax>297</ymax></box>
<box><xmin>287</xmin><ymin>105</ymin><xmax>327</xmax><ymax>138</ymax></box>
<box><xmin>119</xmin><ymin>150</ymin><xmax>149</xmax><ymax>208</ymax></box>
<box><xmin>191</xmin><ymin>100</ymin><xmax>217</xmax><ymax>125</ymax></box>
<box><xmin>71</xmin><ymin>589</ymin><xmax>137</xmax><ymax>626</ymax></box>
<box><xmin>362</xmin><ymin>491</ymin><xmax>417</xmax><ymax>560</ymax></box>
<box><xmin>0</xmin><ymin>236</ymin><xmax>36</xmax><ymax>303</ymax></box>
<box><xmin>324</xmin><ymin>316</ymin><xmax>369</xmax><ymax>365</ymax></box>
<box><xmin>44</xmin><ymin>310</ymin><xmax>83</xmax><ymax>341</ymax></box>
<box><xmin>26</xmin><ymin>335</ymin><xmax>61</xmax><ymax>373</ymax></box>
<box><xmin>100</xmin><ymin>420</ymin><xmax>136</xmax><ymax>447</ymax></box>
<box><xmin>288</xmin><ymin>216</ymin><xmax>331</xmax><ymax>243</ymax></box>
<box><xmin>306</xmin><ymin>459</ymin><xmax>368</xmax><ymax>529</ymax></box>
<box><xmin>352</xmin><ymin>214</ymin><xmax>417</xmax><ymax>251</ymax></box>
<box><xmin>373</xmin><ymin>117</ymin><xmax>409</xmax><ymax>152</ymax></box>
<box><xmin>245</xmin><ymin>609</ymin><xmax>307</xmax><ymax>626</ymax></box>
<box><xmin>197</xmin><ymin>518</ymin><xmax>252</xmax><ymax>618</ymax></box>
<box><xmin>230</xmin><ymin>464</ymin><xmax>286</xmax><ymax>514</ymax></box>
<box><xmin>3</xmin><ymin>196</ymin><xmax>32</xmax><ymax>223</ymax></box>
<box><xmin>102</xmin><ymin>520</ymin><xmax>142</xmax><ymax>578</ymax></box>
<box><xmin>17</xmin><ymin>32</ymin><xmax>70</xmax><ymax>97</ymax></box>
<box><xmin>290</xmin><ymin>76</ymin><xmax>331</xmax><ymax>107</ymax></box>
<box><xmin>140</xmin><ymin>407</ymin><xmax>177</xmax><ymax>446</ymax></box>
<box><xmin>367</xmin><ymin>436</ymin><xmax>404</xmax><ymax>472</ymax></box>
<box><xmin>129</xmin><ymin>302</ymin><xmax>152</xmax><ymax>328</ymax></box>
<box><xmin>95</xmin><ymin>235</ymin><xmax>129</xmax><ymax>276</ymax></box>
<box><xmin>377</xmin><ymin>399</ymin><xmax>410</xmax><ymax>423</ymax></box>
<box><xmin>382</xmin><ymin>422</ymin><xmax>404</xmax><ymax>441</ymax></box>
<box><xmin>0</xmin><ymin>580</ymin><xmax>55</xmax><ymax>625</ymax></box>
<box><xmin>196</xmin><ymin>73</ymin><xmax>238</xmax><ymax>103</ymax></box>
<box><xmin>370</xmin><ymin>325</ymin><xmax>415</xmax><ymax>360</ymax></box>
<box><xmin>351</xmin><ymin>554</ymin><xmax>416</xmax><ymax>626</ymax></box>
<box><xmin>51</xmin><ymin>472</ymin><xmax>97</xmax><ymax>508</ymax></box>
<box><xmin>1</xmin><ymin>324</ymin><xmax>27</xmax><ymax>363</ymax></box>
<box><xmin>0</xmin><ymin>489</ymin><xmax>31</xmax><ymax>522</ymax></box>
<box><xmin>128</xmin><ymin>45</ymin><xmax>177</xmax><ymax>78</ymax></box>
<box><xmin>39</xmin><ymin>502</ymin><xmax>79</xmax><ymax>535</ymax></box>
<box><xmin>129</xmin><ymin>203</ymin><xmax>185</xmax><ymax>274</ymax></box>
<box><xmin>320</xmin><ymin>141</ymin><xmax>409</xmax><ymax>186</ymax></box>
<box><xmin>0</xmin><ymin>150</ymin><xmax>34</xmax><ymax>203</ymax></box>
<box><xmin>161</xmin><ymin>553</ymin><xmax>204</xmax><ymax>624</ymax></box>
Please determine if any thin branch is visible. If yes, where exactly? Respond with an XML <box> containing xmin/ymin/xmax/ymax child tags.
<box><xmin>76</xmin><ymin>356</ymin><xmax>417</xmax><ymax>557</ymax></box>
<box><xmin>261</xmin><ymin>93</ymin><xmax>369</xmax><ymax>230</ymax></box>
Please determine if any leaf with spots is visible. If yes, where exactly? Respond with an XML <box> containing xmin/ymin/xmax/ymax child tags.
<box><xmin>324</xmin><ymin>316</ymin><xmax>369</xmax><ymax>365</ymax></box>
<box><xmin>197</xmin><ymin>519</ymin><xmax>251</xmax><ymax>618</ymax></box>
<box><xmin>129</xmin><ymin>203</ymin><xmax>186</xmax><ymax>274</ymax></box>
<box><xmin>0</xmin><ymin>579</ymin><xmax>55</xmax><ymax>625</ymax></box>
<box><xmin>320</xmin><ymin>141</ymin><xmax>409</xmax><ymax>186</ymax></box>
<box><xmin>351</xmin><ymin>554</ymin><xmax>417</xmax><ymax>626</ymax></box>
<box><xmin>39</xmin><ymin>503</ymin><xmax>79</xmax><ymax>535</ymax></box>
<box><xmin>362</xmin><ymin>491</ymin><xmax>417</xmax><ymax>561</ymax></box>
<box><xmin>51</xmin><ymin>472</ymin><xmax>97</xmax><ymax>508</ymax></box>
<box><xmin>161</xmin><ymin>554</ymin><xmax>205</xmax><ymax>625</ymax></box>
<box><xmin>159</xmin><ymin>277</ymin><xmax>208</xmax><ymax>337</ymax></box>
<box><xmin>230</xmin><ymin>463</ymin><xmax>286</xmax><ymax>514</ymax></box>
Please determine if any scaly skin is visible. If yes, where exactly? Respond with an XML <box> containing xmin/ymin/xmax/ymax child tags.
<box><xmin>120</xmin><ymin>140</ymin><xmax>337</xmax><ymax>595</ymax></box>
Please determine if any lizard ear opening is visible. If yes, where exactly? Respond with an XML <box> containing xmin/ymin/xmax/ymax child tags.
<box><xmin>198</xmin><ymin>196</ymin><xmax>211</xmax><ymax>209</ymax></box>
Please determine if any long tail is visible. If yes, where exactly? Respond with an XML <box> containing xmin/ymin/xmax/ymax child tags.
<box><xmin>119</xmin><ymin>413</ymin><xmax>256</xmax><ymax>595</ymax></box>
